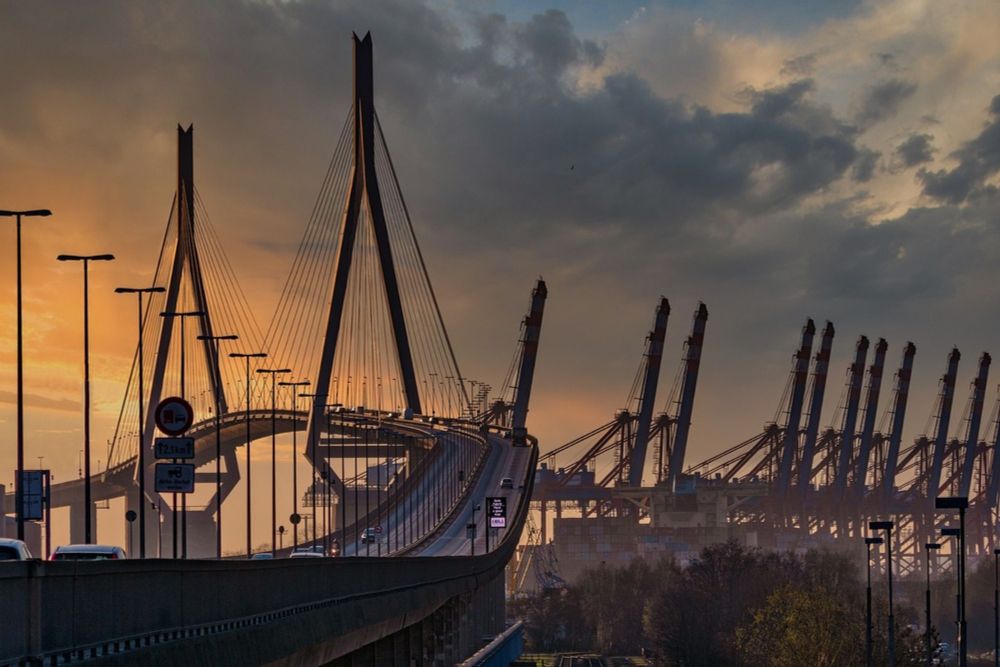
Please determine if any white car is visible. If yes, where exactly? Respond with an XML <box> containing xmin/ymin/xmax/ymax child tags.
<box><xmin>0</xmin><ymin>538</ymin><xmax>32</xmax><ymax>560</ymax></box>
<box><xmin>500</xmin><ymin>477</ymin><xmax>514</xmax><ymax>490</ymax></box>
<box><xmin>51</xmin><ymin>545</ymin><xmax>126</xmax><ymax>560</ymax></box>
<box><xmin>289</xmin><ymin>550</ymin><xmax>324</xmax><ymax>559</ymax></box>
<box><xmin>360</xmin><ymin>527</ymin><xmax>378</xmax><ymax>544</ymax></box>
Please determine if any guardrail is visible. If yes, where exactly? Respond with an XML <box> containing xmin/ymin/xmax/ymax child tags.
<box><xmin>1</xmin><ymin>434</ymin><xmax>538</xmax><ymax>666</ymax></box>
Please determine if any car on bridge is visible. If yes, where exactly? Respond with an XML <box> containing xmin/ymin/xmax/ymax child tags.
<box><xmin>500</xmin><ymin>477</ymin><xmax>514</xmax><ymax>489</ymax></box>
<box><xmin>51</xmin><ymin>545</ymin><xmax>126</xmax><ymax>560</ymax></box>
<box><xmin>250</xmin><ymin>552</ymin><xmax>274</xmax><ymax>560</ymax></box>
<box><xmin>360</xmin><ymin>527</ymin><xmax>378</xmax><ymax>544</ymax></box>
<box><xmin>289</xmin><ymin>548</ymin><xmax>324</xmax><ymax>559</ymax></box>
<box><xmin>0</xmin><ymin>538</ymin><xmax>32</xmax><ymax>560</ymax></box>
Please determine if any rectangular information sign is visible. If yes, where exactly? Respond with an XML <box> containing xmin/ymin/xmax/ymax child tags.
<box><xmin>154</xmin><ymin>437</ymin><xmax>195</xmax><ymax>460</ymax></box>
<box><xmin>19</xmin><ymin>470</ymin><xmax>46</xmax><ymax>521</ymax></box>
<box><xmin>487</xmin><ymin>496</ymin><xmax>507</xmax><ymax>529</ymax></box>
<box><xmin>154</xmin><ymin>463</ymin><xmax>195</xmax><ymax>493</ymax></box>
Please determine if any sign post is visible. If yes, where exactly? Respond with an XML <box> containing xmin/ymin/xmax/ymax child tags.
<box><xmin>154</xmin><ymin>397</ymin><xmax>194</xmax><ymax>559</ymax></box>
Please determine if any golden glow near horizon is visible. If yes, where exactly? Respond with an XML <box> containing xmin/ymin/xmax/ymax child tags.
<box><xmin>3</xmin><ymin>0</ymin><xmax>1000</xmax><ymax>549</ymax></box>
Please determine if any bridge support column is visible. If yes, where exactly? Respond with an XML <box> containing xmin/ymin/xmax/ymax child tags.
<box><xmin>69</xmin><ymin>498</ymin><xmax>97</xmax><ymax>545</ymax></box>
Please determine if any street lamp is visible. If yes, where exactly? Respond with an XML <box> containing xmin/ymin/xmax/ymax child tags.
<box><xmin>925</xmin><ymin>542</ymin><xmax>941</xmax><ymax>667</ymax></box>
<box><xmin>115</xmin><ymin>285</ymin><xmax>165</xmax><ymax>558</ymax></box>
<box><xmin>994</xmin><ymin>548</ymin><xmax>1000</xmax><ymax>667</ymax></box>
<box><xmin>3</xmin><ymin>208</ymin><xmax>52</xmax><ymax>540</ymax></box>
<box><xmin>160</xmin><ymin>309</ymin><xmax>205</xmax><ymax>559</ymax></box>
<box><xmin>58</xmin><ymin>253</ymin><xmax>114</xmax><ymax>544</ymax></box>
<box><xmin>870</xmin><ymin>520</ymin><xmax>896</xmax><ymax>667</ymax></box>
<box><xmin>229</xmin><ymin>351</ymin><xmax>267</xmax><ymax>558</ymax></box>
<box><xmin>865</xmin><ymin>535</ymin><xmax>884</xmax><ymax>667</ymax></box>
<box><xmin>942</xmin><ymin>527</ymin><xmax>962</xmax><ymax>662</ymax></box>
<box><xmin>197</xmin><ymin>333</ymin><xmax>238</xmax><ymax>558</ymax></box>
<box><xmin>937</xmin><ymin>496</ymin><xmax>969</xmax><ymax>667</ymax></box>
<box><xmin>278</xmin><ymin>380</ymin><xmax>310</xmax><ymax>549</ymax></box>
<box><xmin>299</xmin><ymin>392</ymin><xmax>327</xmax><ymax>550</ymax></box>
<box><xmin>257</xmin><ymin>367</ymin><xmax>290</xmax><ymax>553</ymax></box>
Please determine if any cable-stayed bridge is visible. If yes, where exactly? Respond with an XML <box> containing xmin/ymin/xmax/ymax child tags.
<box><xmin>3</xmin><ymin>33</ymin><xmax>543</xmax><ymax>665</ymax></box>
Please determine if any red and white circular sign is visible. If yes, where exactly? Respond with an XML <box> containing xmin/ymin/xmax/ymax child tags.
<box><xmin>155</xmin><ymin>396</ymin><xmax>194</xmax><ymax>435</ymax></box>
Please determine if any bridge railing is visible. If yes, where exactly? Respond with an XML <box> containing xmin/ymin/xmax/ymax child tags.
<box><xmin>1</xmin><ymin>435</ymin><xmax>538</xmax><ymax>666</ymax></box>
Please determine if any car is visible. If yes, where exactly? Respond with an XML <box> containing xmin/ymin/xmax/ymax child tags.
<box><xmin>330</xmin><ymin>540</ymin><xmax>341</xmax><ymax>557</ymax></box>
<box><xmin>250</xmin><ymin>552</ymin><xmax>274</xmax><ymax>560</ymax></box>
<box><xmin>360</xmin><ymin>527</ymin><xmax>378</xmax><ymax>544</ymax></box>
<box><xmin>500</xmin><ymin>477</ymin><xmax>514</xmax><ymax>490</ymax></box>
<box><xmin>0</xmin><ymin>538</ymin><xmax>32</xmax><ymax>561</ymax></box>
<box><xmin>51</xmin><ymin>545</ymin><xmax>126</xmax><ymax>560</ymax></box>
<box><xmin>289</xmin><ymin>550</ymin><xmax>324</xmax><ymax>559</ymax></box>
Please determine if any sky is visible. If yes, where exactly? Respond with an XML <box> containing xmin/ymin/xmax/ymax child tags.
<box><xmin>2</xmin><ymin>0</ymin><xmax>1000</xmax><ymax>549</ymax></box>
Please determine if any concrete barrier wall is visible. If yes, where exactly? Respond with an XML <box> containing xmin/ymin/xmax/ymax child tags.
<box><xmin>1</xmin><ymin>443</ymin><xmax>538</xmax><ymax>666</ymax></box>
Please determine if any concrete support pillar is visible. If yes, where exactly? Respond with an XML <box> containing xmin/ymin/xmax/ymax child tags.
<box><xmin>69</xmin><ymin>497</ymin><xmax>97</xmax><ymax>545</ymax></box>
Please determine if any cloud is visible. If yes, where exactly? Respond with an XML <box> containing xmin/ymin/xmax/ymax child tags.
<box><xmin>893</xmin><ymin>133</ymin><xmax>935</xmax><ymax>169</ymax></box>
<box><xmin>855</xmin><ymin>78</ymin><xmax>917</xmax><ymax>128</ymax></box>
<box><xmin>919</xmin><ymin>94</ymin><xmax>1000</xmax><ymax>204</ymax></box>
<box><xmin>0</xmin><ymin>391</ymin><xmax>81</xmax><ymax>412</ymax></box>
<box><xmin>852</xmin><ymin>148</ymin><xmax>881</xmax><ymax>182</ymax></box>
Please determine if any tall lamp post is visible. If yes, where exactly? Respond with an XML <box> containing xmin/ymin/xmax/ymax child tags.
<box><xmin>197</xmin><ymin>333</ymin><xmax>238</xmax><ymax>558</ymax></box>
<box><xmin>115</xmin><ymin>285</ymin><xmax>165</xmax><ymax>558</ymax></box>
<box><xmin>160</xmin><ymin>309</ymin><xmax>205</xmax><ymax>559</ymax></box>
<box><xmin>994</xmin><ymin>547</ymin><xmax>999</xmax><ymax>667</ymax></box>
<box><xmin>299</xmin><ymin>392</ymin><xmax>327</xmax><ymax>550</ymax></box>
<box><xmin>870</xmin><ymin>520</ymin><xmax>896</xmax><ymax>667</ymax></box>
<box><xmin>229</xmin><ymin>351</ymin><xmax>268</xmax><ymax>558</ymax></box>
<box><xmin>256</xmin><ymin>367</ymin><xmax>290</xmax><ymax>553</ymax></box>
<box><xmin>925</xmin><ymin>542</ymin><xmax>941</xmax><ymax>667</ymax></box>
<box><xmin>865</xmin><ymin>535</ymin><xmax>884</xmax><ymax>667</ymax></box>
<box><xmin>278</xmin><ymin>380</ymin><xmax>310</xmax><ymax>549</ymax></box>
<box><xmin>937</xmin><ymin>496</ymin><xmax>969</xmax><ymax>667</ymax></box>
<box><xmin>2</xmin><ymin>208</ymin><xmax>52</xmax><ymax>540</ymax></box>
<box><xmin>942</xmin><ymin>526</ymin><xmax>962</xmax><ymax>658</ymax></box>
<box><xmin>58</xmin><ymin>253</ymin><xmax>115</xmax><ymax>544</ymax></box>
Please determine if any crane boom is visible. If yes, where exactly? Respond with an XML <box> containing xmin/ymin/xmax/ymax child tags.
<box><xmin>666</xmin><ymin>303</ymin><xmax>708</xmax><ymax>491</ymax></box>
<box><xmin>797</xmin><ymin>321</ymin><xmax>834</xmax><ymax>498</ymax></box>
<box><xmin>776</xmin><ymin>319</ymin><xmax>816</xmax><ymax>494</ymax></box>
<box><xmin>927</xmin><ymin>348</ymin><xmax>961</xmax><ymax>498</ymax></box>
<box><xmin>880</xmin><ymin>342</ymin><xmax>915</xmax><ymax>503</ymax></box>
<box><xmin>852</xmin><ymin>338</ymin><xmax>888</xmax><ymax>500</ymax></box>
<box><xmin>833</xmin><ymin>336</ymin><xmax>869</xmax><ymax>498</ymax></box>
<box><xmin>627</xmin><ymin>298</ymin><xmax>670</xmax><ymax>487</ymax></box>
<box><xmin>511</xmin><ymin>279</ymin><xmax>548</xmax><ymax>442</ymax></box>
<box><xmin>957</xmin><ymin>352</ymin><xmax>990</xmax><ymax>498</ymax></box>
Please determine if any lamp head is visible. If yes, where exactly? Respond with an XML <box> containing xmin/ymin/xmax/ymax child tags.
<box><xmin>869</xmin><ymin>520</ymin><xmax>894</xmax><ymax>531</ymax></box>
<box><xmin>942</xmin><ymin>527</ymin><xmax>961</xmax><ymax>537</ymax></box>
<box><xmin>925</xmin><ymin>542</ymin><xmax>941</xmax><ymax>550</ymax></box>
<box><xmin>865</xmin><ymin>537</ymin><xmax>884</xmax><ymax>545</ymax></box>
<box><xmin>935</xmin><ymin>496</ymin><xmax>969</xmax><ymax>510</ymax></box>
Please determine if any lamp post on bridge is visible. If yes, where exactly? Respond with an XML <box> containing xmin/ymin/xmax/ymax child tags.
<box><xmin>116</xmin><ymin>285</ymin><xmax>166</xmax><ymax>559</ymax></box>
<box><xmin>869</xmin><ymin>520</ymin><xmax>897</xmax><ymax>667</ymax></box>
<box><xmin>279</xmin><ymin>380</ymin><xmax>310</xmax><ymax>550</ymax></box>
<box><xmin>865</xmin><ymin>535</ymin><xmax>884</xmax><ymax>667</ymax></box>
<box><xmin>257</xmin><ymin>367</ymin><xmax>291</xmax><ymax>554</ymax></box>
<box><xmin>1</xmin><ymin>208</ymin><xmax>51</xmax><ymax>541</ymax></box>
<box><xmin>230</xmin><ymin>351</ymin><xmax>268</xmax><ymax>558</ymax></box>
<box><xmin>198</xmin><ymin>333</ymin><xmax>238</xmax><ymax>559</ymax></box>
<box><xmin>925</xmin><ymin>542</ymin><xmax>941</xmax><ymax>667</ymax></box>
<box><xmin>299</xmin><ymin>391</ymin><xmax>327</xmax><ymax>551</ymax></box>
<box><xmin>987</xmin><ymin>547</ymin><xmax>1000</xmax><ymax>667</ymax></box>
<box><xmin>58</xmin><ymin>253</ymin><xmax>115</xmax><ymax>545</ymax></box>
<box><xmin>160</xmin><ymin>309</ymin><xmax>205</xmax><ymax>559</ymax></box>
<box><xmin>937</xmin><ymin>496</ymin><xmax>969</xmax><ymax>667</ymax></box>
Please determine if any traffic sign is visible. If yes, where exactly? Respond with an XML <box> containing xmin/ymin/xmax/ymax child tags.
<box><xmin>155</xmin><ymin>437</ymin><xmax>195</xmax><ymax>459</ymax></box>
<box><xmin>154</xmin><ymin>396</ymin><xmax>194</xmax><ymax>435</ymax></box>
<box><xmin>289</xmin><ymin>513</ymin><xmax>301</xmax><ymax>525</ymax></box>
<box><xmin>154</xmin><ymin>463</ymin><xmax>195</xmax><ymax>493</ymax></box>
<box><xmin>19</xmin><ymin>470</ymin><xmax>47</xmax><ymax>521</ymax></box>
<box><xmin>375</xmin><ymin>525</ymin><xmax>383</xmax><ymax>534</ymax></box>
<box><xmin>487</xmin><ymin>496</ymin><xmax>507</xmax><ymax>529</ymax></box>
<box><xmin>125</xmin><ymin>510</ymin><xmax>137</xmax><ymax>523</ymax></box>
<box><xmin>466</xmin><ymin>523</ymin><xmax>477</xmax><ymax>539</ymax></box>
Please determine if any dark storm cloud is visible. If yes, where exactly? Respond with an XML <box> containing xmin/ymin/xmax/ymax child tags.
<box><xmin>919</xmin><ymin>95</ymin><xmax>1000</xmax><ymax>204</ymax></box>
<box><xmin>851</xmin><ymin>148</ymin><xmax>880</xmax><ymax>182</ymax></box>
<box><xmin>855</xmin><ymin>78</ymin><xmax>917</xmax><ymax>128</ymax></box>
<box><xmin>894</xmin><ymin>133</ymin><xmax>935</xmax><ymax>169</ymax></box>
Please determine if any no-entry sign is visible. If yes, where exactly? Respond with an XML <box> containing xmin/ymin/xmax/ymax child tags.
<box><xmin>155</xmin><ymin>396</ymin><xmax>194</xmax><ymax>436</ymax></box>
